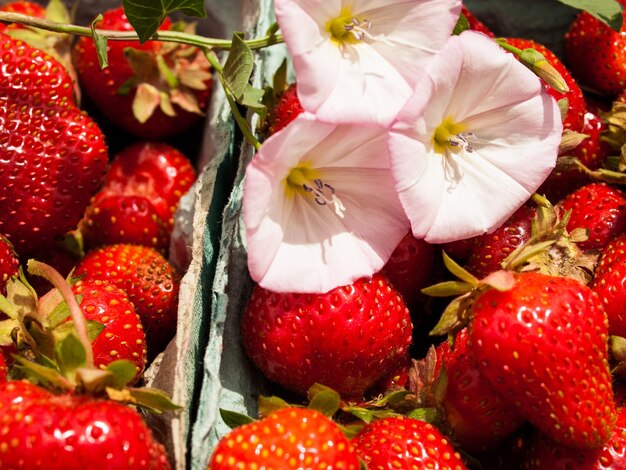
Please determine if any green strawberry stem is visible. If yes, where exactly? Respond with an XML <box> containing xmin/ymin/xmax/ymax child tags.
<box><xmin>0</xmin><ymin>11</ymin><xmax>284</xmax><ymax>50</ymax></box>
<box><xmin>27</xmin><ymin>260</ymin><xmax>94</xmax><ymax>369</ymax></box>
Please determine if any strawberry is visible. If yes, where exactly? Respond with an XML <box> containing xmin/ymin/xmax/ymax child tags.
<box><xmin>0</xmin><ymin>351</ymin><xmax>7</xmax><ymax>381</ymax></box>
<box><xmin>73</xmin><ymin>279</ymin><xmax>147</xmax><ymax>379</ymax></box>
<box><xmin>0</xmin><ymin>234</ymin><xmax>18</xmax><ymax>294</ymax></box>
<box><xmin>431</xmin><ymin>328</ymin><xmax>526</xmax><ymax>453</ymax></box>
<box><xmin>504</xmin><ymin>37</ymin><xmax>585</xmax><ymax>133</ymax></box>
<box><xmin>470</xmin><ymin>271</ymin><xmax>615</xmax><ymax>448</ymax></box>
<box><xmin>75</xmin><ymin>244</ymin><xmax>181</xmax><ymax>359</ymax></box>
<box><xmin>561</xmin><ymin>183</ymin><xmax>626</xmax><ymax>251</ymax></box>
<box><xmin>72</xmin><ymin>7</ymin><xmax>212</xmax><ymax>139</ymax></box>
<box><xmin>81</xmin><ymin>195</ymin><xmax>170</xmax><ymax>253</ymax></box>
<box><xmin>464</xmin><ymin>205</ymin><xmax>534</xmax><ymax>278</ymax></box>
<box><xmin>267</xmin><ymin>83</ymin><xmax>303</xmax><ymax>135</ymax></box>
<box><xmin>0</xmin><ymin>33</ymin><xmax>108</xmax><ymax>256</ymax></box>
<box><xmin>0</xmin><ymin>1</ymin><xmax>45</xmax><ymax>33</ymax></box>
<box><xmin>241</xmin><ymin>273</ymin><xmax>413</xmax><ymax>398</ymax></box>
<box><xmin>209</xmin><ymin>407</ymin><xmax>359</xmax><ymax>469</ymax></box>
<box><xmin>565</xmin><ymin>0</ymin><xmax>626</xmax><ymax>97</ymax></box>
<box><xmin>462</xmin><ymin>5</ymin><xmax>494</xmax><ymax>37</ymax></box>
<box><xmin>382</xmin><ymin>232</ymin><xmax>437</xmax><ymax>306</ymax></box>
<box><xmin>0</xmin><ymin>380</ymin><xmax>170</xmax><ymax>469</ymax></box>
<box><xmin>592</xmin><ymin>235</ymin><xmax>626</xmax><ymax>337</ymax></box>
<box><xmin>353</xmin><ymin>416</ymin><xmax>467</xmax><ymax>469</ymax></box>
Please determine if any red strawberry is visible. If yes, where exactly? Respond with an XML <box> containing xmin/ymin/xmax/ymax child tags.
<box><xmin>561</xmin><ymin>183</ymin><xmax>626</xmax><ymax>251</ymax></box>
<box><xmin>0</xmin><ymin>380</ymin><xmax>170</xmax><ymax>469</ymax></box>
<box><xmin>0</xmin><ymin>351</ymin><xmax>7</xmax><ymax>381</ymax></box>
<box><xmin>241</xmin><ymin>273</ymin><xmax>413</xmax><ymax>398</ymax></box>
<box><xmin>353</xmin><ymin>416</ymin><xmax>467</xmax><ymax>469</ymax></box>
<box><xmin>73</xmin><ymin>280</ymin><xmax>147</xmax><ymax>379</ymax></box>
<box><xmin>504</xmin><ymin>37</ymin><xmax>585</xmax><ymax>133</ymax></box>
<box><xmin>267</xmin><ymin>83</ymin><xmax>303</xmax><ymax>135</ymax></box>
<box><xmin>0</xmin><ymin>1</ymin><xmax>45</xmax><ymax>33</ymax></box>
<box><xmin>382</xmin><ymin>232</ymin><xmax>437</xmax><ymax>306</ymax></box>
<box><xmin>565</xmin><ymin>1</ymin><xmax>626</xmax><ymax>97</ymax></box>
<box><xmin>462</xmin><ymin>5</ymin><xmax>494</xmax><ymax>37</ymax></box>
<box><xmin>75</xmin><ymin>244</ymin><xmax>181</xmax><ymax>359</ymax></box>
<box><xmin>439</xmin><ymin>237</ymin><xmax>475</xmax><ymax>263</ymax></box>
<box><xmin>209</xmin><ymin>407</ymin><xmax>359</xmax><ymax>469</ymax></box>
<box><xmin>0</xmin><ymin>234</ymin><xmax>18</xmax><ymax>294</ymax></box>
<box><xmin>81</xmin><ymin>195</ymin><xmax>170</xmax><ymax>253</ymax></box>
<box><xmin>592</xmin><ymin>235</ymin><xmax>626</xmax><ymax>337</ymax></box>
<box><xmin>433</xmin><ymin>328</ymin><xmax>526</xmax><ymax>453</ymax></box>
<box><xmin>465</xmin><ymin>205</ymin><xmax>534</xmax><ymax>278</ymax></box>
<box><xmin>471</xmin><ymin>271</ymin><xmax>615</xmax><ymax>448</ymax></box>
<box><xmin>72</xmin><ymin>7</ymin><xmax>212</xmax><ymax>139</ymax></box>
<box><xmin>27</xmin><ymin>245</ymin><xmax>79</xmax><ymax>297</ymax></box>
<box><xmin>0</xmin><ymin>33</ymin><xmax>108</xmax><ymax>256</ymax></box>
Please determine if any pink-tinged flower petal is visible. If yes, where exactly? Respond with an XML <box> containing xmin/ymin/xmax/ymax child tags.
<box><xmin>275</xmin><ymin>0</ymin><xmax>461</xmax><ymax>125</ymax></box>
<box><xmin>243</xmin><ymin>113</ymin><xmax>409</xmax><ymax>293</ymax></box>
<box><xmin>389</xmin><ymin>31</ymin><xmax>562</xmax><ymax>243</ymax></box>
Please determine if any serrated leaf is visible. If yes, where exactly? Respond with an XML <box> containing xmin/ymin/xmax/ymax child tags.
<box><xmin>127</xmin><ymin>387</ymin><xmax>182</xmax><ymax>413</ymax></box>
<box><xmin>452</xmin><ymin>13</ymin><xmax>470</xmax><ymax>35</ymax></box>
<box><xmin>220</xmin><ymin>409</ymin><xmax>255</xmax><ymax>429</ymax></box>
<box><xmin>308</xmin><ymin>390</ymin><xmax>341</xmax><ymax>417</ymax></box>
<box><xmin>258</xmin><ymin>395</ymin><xmax>290</xmax><ymax>418</ymax></box>
<box><xmin>122</xmin><ymin>0</ymin><xmax>206</xmax><ymax>43</ymax></box>
<box><xmin>55</xmin><ymin>333</ymin><xmax>86</xmax><ymax>377</ymax></box>
<box><xmin>222</xmin><ymin>32</ymin><xmax>254</xmax><ymax>100</ymax></box>
<box><xmin>89</xmin><ymin>14</ymin><xmax>108</xmax><ymax>69</ymax></box>
<box><xmin>106</xmin><ymin>360</ymin><xmax>138</xmax><ymax>389</ymax></box>
<box><xmin>556</xmin><ymin>0</ymin><xmax>623</xmax><ymax>31</ymax></box>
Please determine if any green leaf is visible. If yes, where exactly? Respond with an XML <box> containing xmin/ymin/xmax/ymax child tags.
<box><xmin>442</xmin><ymin>251</ymin><xmax>478</xmax><ymax>286</ymax></box>
<box><xmin>343</xmin><ymin>406</ymin><xmax>376</xmax><ymax>424</ymax></box>
<box><xmin>127</xmin><ymin>387</ymin><xmax>182</xmax><ymax>413</ymax></box>
<box><xmin>52</xmin><ymin>319</ymin><xmax>105</xmax><ymax>343</ymax></box>
<box><xmin>421</xmin><ymin>281</ymin><xmax>473</xmax><ymax>297</ymax></box>
<box><xmin>106</xmin><ymin>360</ymin><xmax>139</xmax><ymax>389</ymax></box>
<box><xmin>45</xmin><ymin>0</ymin><xmax>71</xmax><ymax>24</ymax></box>
<box><xmin>406</xmin><ymin>407</ymin><xmax>438</xmax><ymax>423</ymax></box>
<box><xmin>452</xmin><ymin>13</ymin><xmax>470</xmax><ymax>35</ymax></box>
<box><xmin>90</xmin><ymin>14</ymin><xmax>109</xmax><ymax>69</ymax></box>
<box><xmin>258</xmin><ymin>395</ymin><xmax>291</xmax><ymax>418</ymax></box>
<box><xmin>308</xmin><ymin>390</ymin><xmax>341</xmax><ymax>417</ymax></box>
<box><xmin>56</xmin><ymin>334</ymin><xmax>86</xmax><ymax>377</ymax></box>
<box><xmin>241</xmin><ymin>85</ymin><xmax>267</xmax><ymax>116</ymax></box>
<box><xmin>222</xmin><ymin>32</ymin><xmax>254</xmax><ymax>100</ymax></box>
<box><xmin>220</xmin><ymin>409</ymin><xmax>255</xmax><ymax>429</ymax></box>
<box><xmin>273</xmin><ymin>59</ymin><xmax>288</xmax><ymax>95</ymax></box>
<box><xmin>47</xmin><ymin>295</ymin><xmax>83</xmax><ymax>329</ymax></box>
<box><xmin>12</xmin><ymin>355</ymin><xmax>71</xmax><ymax>390</ymax></box>
<box><xmin>122</xmin><ymin>0</ymin><xmax>206</xmax><ymax>43</ymax></box>
<box><xmin>556</xmin><ymin>0</ymin><xmax>623</xmax><ymax>31</ymax></box>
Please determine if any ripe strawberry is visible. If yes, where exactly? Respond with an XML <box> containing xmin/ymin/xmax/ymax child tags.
<box><xmin>0</xmin><ymin>33</ymin><xmax>108</xmax><ymax>256</ymax></box>
<box><xmin>565</xmin><ymin>0</ymin><xmax>626</xmax><ymax>96</ymax></box>
<box><xmin>504</xmin><ymin>37</ymin><xmax>585</xmax><ymax>132</ymax></box>
<box><xmin>241</xmin><ymin>273</ymin><xmax>413</xmax><ymax>398</ymax></box>
<box><xmin>561</xmin><ymin>183</ymin><xmax>626</xmax><ymax>251</ymax></box>
<box><xmin>209</xmin><ymin>407</ymin><xmax>359</xmax><ymax>469</ymax></box>
<box><xmin>75</xmin><ymin>244</ymin><xmax>181</xmax><ymax>359</ymax></box>
<box><xmin>465</xmin><ymin>205</ymin><xmax>534</xmax><ymax>278</ymax></box>
<box><xmin>81</xmin><ymin>195</ymin><xmax>170</xmax><ymax>253</ymax></box>
<box><xmin>72</xmin><ymin>7</ymin><xmax>212</xmax><ymax>139</ymax></box>
<box><xmin>267</xmin><ymin>83</ymin><xmax>304</xmax><ymax>135</ymax></box>
<box><xmin>353</xmin><ymin>416</ymin><xmax>467</xmax><ymax>469</ymax></box>
<box><xmin>0</xmin><ymin>1</ymin><xmax>45</xmax><ymax>33</ymax></box>
<box><xmin>73</xmin><ymin>280</ymin><xmax>147</xmax><ymax>379</ymax></box>
<box><xmin>592</xmin><ymin>235</ymin><xmax>626</xmax><ymax>337</ymax></box>
<box><xmin>0</xmin><ymin>234</ymin><xmax>18</xmax><ymax>294</ymax></box>
<box><xmin>382</xmin><ymin>232</ymin><xmax>437</xmax><ymax>306</ymax></box>
<box><xmin>0</xmin><ymin>351</ymin><xmax>7</xmax><ymax>381</ymax></box>
<box><xmin>0</xmin><ymin>380</ymin><xmax>170</xmax><ymax>469</ymax></box>
<box><xmin>471</xmin><ymin>271</ymin><xmax>615</xmax><ymax>448</ymax></box>
<box><xmin>433</xmin><ymin>328</ymin><xmax>526</xmax><ymax>453</ymax></box>
<box><xmin>462</xmin><ymin>5</ymin><xmax>494</xmax><ymax>37</ymax></box>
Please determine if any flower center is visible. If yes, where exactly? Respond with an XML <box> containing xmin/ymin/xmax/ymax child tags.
<box><xmin>433</xmin><ymin>117</ymin><xmax>475</xmax><ymax>154</ymax></box>
<box><xmin>285</xmin><ymin>165</ymin><xmax>346</xmax><ymax>218</ymax></box>
<box><xmin>328</xmin><ymin>8</ymin><xmax>372</xmax><ymax>44</ymax></box>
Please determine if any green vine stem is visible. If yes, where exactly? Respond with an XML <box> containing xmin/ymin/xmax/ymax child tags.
<box><xmin>0</xmin><ymin>11</ymin><xmax>284</xmax><ymax>50</ymax></box>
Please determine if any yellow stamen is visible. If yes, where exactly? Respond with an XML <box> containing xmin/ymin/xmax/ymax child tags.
<box><xmin>327</xmin><ymin>7</ymin><xmax>360</xmax><ymax>45</ymax></box>
<box><xmin>433</xmin><ymin>117</ymin><xmax>467</xmax><ymax>154</ymax></box>
<box><xmin>285</xmin><ymin>164</ymin><xmax>320</xmax><ymax>198</ymax></box>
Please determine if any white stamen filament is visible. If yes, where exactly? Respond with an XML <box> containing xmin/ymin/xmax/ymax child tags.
<box><xmin>303</xmin><ymin>178</ymin><xmax>346</xmax><ymax>218</ymax></box>
<box><xmin>449</xmin><ymin>132</ymin><xmax>478</xmax><ymax>153</ymax></box>
<box><xmin>344</xmin><ymin>18</ymin><xmax>372</xmax><ymax>41</ymax></box>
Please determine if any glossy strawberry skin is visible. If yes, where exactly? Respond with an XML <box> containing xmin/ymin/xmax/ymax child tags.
<box><xmin>242</xmin><ymin>273</ymin><xmax>413</xmax><ymax>398</ymax></box>
<box><xmin>0</xmin><ymin>352</ymin><xmax>6</xmax><ymax>381</ymax></box>
<box><xmin>561</xmin><ymin>183</ymin><xmax>626</xmax><ymax>251</ymax></box>
<box><xmin>565</xmin><ymin>1</ymin><xmax>626</xmax><ymax>97</ymax></box>
<box><xmin>75</xmin><ymin>244</ymin><xmax>180</xmax><ymax>359</ymax></box>
<box><xmin>267</xmin><ymin>83</ymin><xmax>303</xmax><ymax>135</ymax></box>
<box><xmin>73</xmin><ymin>280</ymin><xmax>147</xmax><ymax>380</ymax></box>
<box><xmin>462</xmin><ymin>6</ymin><xmax>494</xmax><ymax>37</ymax></box>
<box><xmin>434</xmin><ymin>328</ymin><xmax>525</xmax><ymax>453</ymax></box>
<box><xmin>209</xmin><ymin>408</ymin><xmax>359</xmax><ymax>470</ymax></box>
<box><xmin>465</xmin><ymin>205</ymin><xmax>534</xmax><ymax>278</ymax></box>
<box><xmin>353</xmin><ymin>416</ymin><xmax>467</xmax><ymax>469</ymax></box>
<box><xmin>0</xmin><ymin>33</ymin><xmax>108</xmax><ymax>256</ymax></box>
<box><xmin>592</xmin><ymin>235</ymin><xmax>626</xmax><ymax>338</ymax></box>
<box><xmin>471</xmin><ymin>272</ymin><xmax>615</xmax><ymax>449</ymax></box>
<box><xmin>0</xmin><ymin>234</ymin><xmax>18</xmax><ymax>294</ymax></box>
<box><xmin>0</xmin><ymin>1</ymin><xmax>45</xmax><ymax>33</ymax></box>
<box><xmin>505</xmin><ymin>37</ymin><xmax>585</xmax><ymax>133</ymax></box>
<box><xmin>0</xmin><ymin>380</ymin><xmax>170</xmax><ymax>469</ymax></box>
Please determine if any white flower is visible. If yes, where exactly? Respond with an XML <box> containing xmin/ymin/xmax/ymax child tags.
<box><xmin>243</xmin><ymin>112</ymin><xmax>409</xmax><ymax>293</ymax></box>
<box><xmin>274</xmin><ymin>0</ymin><xmax>461</xmax><ymax>126</ymax></box>
<box><xmin>388</xmin><ymin>31</ymin><xmax>563</xmax><ymax>243</ymax></box>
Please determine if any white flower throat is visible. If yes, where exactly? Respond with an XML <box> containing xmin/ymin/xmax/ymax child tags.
<box><xmin>286</xmin><ymin>166</ymin><xmax>346</xmax><ymax>218</ymax></box>
<box><xmin>328</xmin><ymin>8</ymin><xmax>373</xmax><ymax>44</ymax></box>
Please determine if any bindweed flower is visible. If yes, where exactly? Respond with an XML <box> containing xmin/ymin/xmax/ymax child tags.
<box><xmin>274</xmin><ymin>0</ymin><xmax>461</xmax><ymax>126</ymax></box>
<box><xmin>243</xmin><ymin>112</ymin><xmax>409</xmax><ymax>293</ymax></box>
<box><xmin>388</xmin><ymin>31</ymin><xmax>562</xmax><ymax>243</ymax></box>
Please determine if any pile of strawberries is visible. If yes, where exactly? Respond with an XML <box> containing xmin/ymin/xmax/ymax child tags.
<box><xmin>208</xmin><ymin>3</ymin><xmax>626</xmax><ymax>469</ymax></box>
<box><xmin>0</xmin><ymin>1</ymin><xmax>212</xmax><ymax>467</ymax></box>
